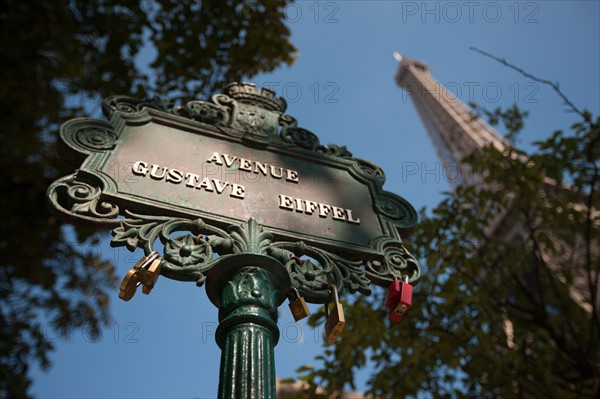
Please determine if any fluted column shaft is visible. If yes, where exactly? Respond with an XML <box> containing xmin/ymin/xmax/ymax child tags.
<box><xmin>205</xmin><ymin>254</ymin><xmax>291</xmax><ymax>399</ymax></box>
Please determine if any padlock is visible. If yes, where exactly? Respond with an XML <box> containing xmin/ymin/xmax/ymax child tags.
<box><xmin>119</xmin><ymin>268</ymin><xmax>140</xmax><ymax>301</ymax></box>
<box><xmin>387</xmin><ymin>276</ymin><xmax>412</xmax><ymax>322</ymax></box>
<box><xmin>386</xmin><ymin>278</ymin><xmax>401</xmax><ymax>309</ymax></box>
<box><xmin>140</xmin><ymin>258</ymin><xmax>161</xmax><ymax>295</ymax></box>
<box><xmin>324</xmin><ymin>285</ymin><xmax>345</xmax><ymax>344</ymax></box>
<box><xmin>118</xmin><ymin>251</ymin><xmax>161</xmax><ymax>301</ymax></box>
<box><xmin>288</xmin><ymin>287</ymin><xmax>310</xmax><ymax>321</ymax></box>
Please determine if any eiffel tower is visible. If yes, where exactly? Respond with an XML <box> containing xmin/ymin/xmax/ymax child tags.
<box><xmin>394</xmin><ymin>53</ymin><xmax>597</xmax><ymax>313</ymax></box>
<box><xmin>394</xmin><ymin>53</ymin><xmax>513</xmax><ymax>187</ymax></box>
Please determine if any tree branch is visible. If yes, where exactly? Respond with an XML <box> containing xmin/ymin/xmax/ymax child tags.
<box><xmin>469</xmin><ymin>47</ymin><xmax>585</xmax><ymax>119</ymax></box>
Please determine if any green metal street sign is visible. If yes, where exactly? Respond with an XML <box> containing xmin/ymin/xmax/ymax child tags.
<box><xmin>47</xmin><ymin>83</ymin><xmax>421</xmax><ymax>398</ymax></box>
<box><xmin>49</xmin><ymin>83</ymin><xmax>419</xmax><ymax>296</ymax></box>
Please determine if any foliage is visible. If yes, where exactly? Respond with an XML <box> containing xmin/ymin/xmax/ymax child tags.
<box><xmin>299</xmin><ymin>106</ymin><xmax>600</xmax><ymax>397</ymax></box>
<box><xmin>0</xmin><ymin>1</ymin><xmax>295</xmax><ymax>397</ymax></box>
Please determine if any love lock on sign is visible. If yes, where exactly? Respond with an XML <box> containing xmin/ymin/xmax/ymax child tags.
<box><xmin>324</xmin><ymin>285</ymin><xmax>345</xmax><ymax>344</ymax></box>
<box><xmin>288</xmin><ymin>287</ymin><xmax>310</xmax><ymax>321</ymax></box>
<box><xmin>118</xmin><ymin>250</ymin><xmax>162</xmax><ymax>301</ymax></box>
<box><xmin>385</xmin><ymin>275</ymin><xmax>413</xmax><ymax>322</ymax></box>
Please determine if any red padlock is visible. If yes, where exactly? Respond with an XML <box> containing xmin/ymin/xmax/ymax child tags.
<box><xmin>386</xmin><ymin>278</ymin><xmax>401</xmax><ymax>308</ymax></box>
<box><xmin>386</xmin><ymin>276</ymin><xmax>412</xmax><ymax>322</ymax></box>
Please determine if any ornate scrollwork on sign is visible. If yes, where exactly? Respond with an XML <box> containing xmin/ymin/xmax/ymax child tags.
<box><xmin>57</xmin><ymin>119</ymin><xmax>119</xmax><ymax>165</ymax></box>
<box><xmin>102</xmin><ymin>95</ymin><xmax>171</xmax><ymax>118</ymax></box>
<box><xmin>374</xmin><ymin>193</ymin><xmax>419</xmax><ymax>236</ymax></box>
<box><xmin>203</xmin><ymin>217</ymin><xmax>275</xmax><ymax>256</ymax></box>
<box><xmin>375</xmin><ymin>197</ymin><xmax>405</xmax><ymax>220</ymax></box>
<box><xmin>111</xmin><ymin>216</ymin><xmax>286</xmax><ymax>286</ymax></box>
<box><xmin>173</xmin><ymin>100</ymin><xmax>229</xmax><ymax>125</ymax></box>
<box><xmin>278</xmin><ymin>113</ymin><xmax>298</xmax><ymax>131</ymax></box>
<box><xmin>111</xmin><ymin>214</ymin><xmax>224</xmax><ymax>285</ymax></box>
<box><xmin>316</xmin><ymin>144</ymin><xmax>353</xmax><ymax>158</ymax></box>
<box><xmin>288</xmin><ymin>257</ymin><xmax>331</xmax><ymax>293</ymax></box>
<box><xmin>279</xmin><ymin>114</ymin><xmax>321</xmax><ymax>151</ymax></box>
<box><xmin>280</xmin><ymin>127</ymin><xmax>321</xmax><ymax>151</ymax></box>
<box><xmin>108</xmin><ymin>214</ymin><xmax>408</xmax><ymax>301</ymax></box>
<box><xmin>165</xmin><ymin>234</ymin><xmax>212</xmax><ymax>267</ymax></box>
<box><xmin>75</xmin><ymin>127</ymin><xmax>118</xmax><ymax>151</ymax></box>
<box><xmin>365</xmin><ymin>240</ymin><xmax>420</xmax><ymax>286</ymax></box>
<box><xmin>46</xmin><ymin>173</ymin><xmax>120</xmax><ymax>227</ymax></box>
<box><xmin>354</xmin><ymin>158</ymin><xmax>386</xmax><ymax>186</ymax></box>
<box><xmin>267</xmin><ymin>240</ymin><xmax>372</xmax><ymax>303</ymax></box>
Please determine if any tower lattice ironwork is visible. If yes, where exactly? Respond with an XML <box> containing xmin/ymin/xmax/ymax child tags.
<box><xmin>394</xmin><ymin>55</ymin><xmax>510</xmax><ymax>186</ymax></box>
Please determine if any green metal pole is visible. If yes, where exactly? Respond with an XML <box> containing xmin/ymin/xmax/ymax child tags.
<box><xmin>206</xmin><ymin>253</ymin><xmax>291</xmax><ymax>399</ymax></box>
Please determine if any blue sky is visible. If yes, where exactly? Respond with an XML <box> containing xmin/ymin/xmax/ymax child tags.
<box><xmin>32</xmin><ymin>1</ymin><xmax>599</xmax><ymax>397</ymax></box>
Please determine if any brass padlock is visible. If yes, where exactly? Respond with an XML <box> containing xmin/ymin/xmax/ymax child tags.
<box><xmin>140</xmin><ymin>258</ymin><xmax>161</xmax><ymax>295</ymax></box>
<box><xmin>324</xmin><ymin>285</ymin><xmax>345</xmax><ymax>344</ymax></box>
<box><xmin>288</xmin><ymin>287</ymin><xmax>310</xmax><ymax>321</ymax></box>
<box><xmin>118</xmin><ymin>251</ymin><xmax>161</xmax><ymax>301</ymax></box>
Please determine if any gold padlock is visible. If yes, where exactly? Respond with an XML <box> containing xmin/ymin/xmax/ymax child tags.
<box><xmin>288</xmin><ymin>287</ymin><xmax>310</xmax><ymax>321</ymax></box>
<box><xmin>118</xmin><ymin>268</ymin><xmax>140</xmax><ymax>301</ymax></box>
<box><xmin>324</xmin><ymin>285</ymin><xmax>345</xmax><ymax>344</ymax></box>
<box><xmin>118</xmin><ymin>251</ymin><xmax>161</xmax><ymax>301</ymax></box>
<box><xmin>140</xmin><ymin>258</ymin><xmax>161</xmax><ymax>295</ymax></box>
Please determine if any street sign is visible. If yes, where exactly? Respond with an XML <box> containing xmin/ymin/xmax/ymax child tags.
<box><xmin>48</xmin><ymin>83</ymin><xmax>420</xmax><ymax>299</ymax></box>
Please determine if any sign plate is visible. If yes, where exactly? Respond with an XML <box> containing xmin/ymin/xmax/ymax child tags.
<box><xmin>48</xmin><ymin>84</ymin><xmax>419</xmax><ymax>293</ymax></box>
<box><xmin>108</xmin><ymin>122</ymin><xmax>383</xmax><ymax>246</ymax></box>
